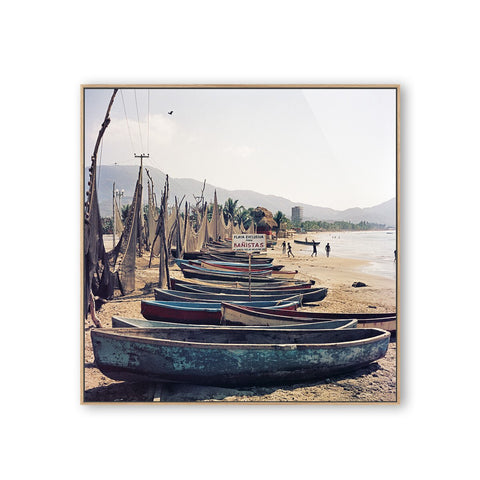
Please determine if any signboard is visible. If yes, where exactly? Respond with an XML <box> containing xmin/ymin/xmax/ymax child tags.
<box><xmin>232</xmin><ymin>234</ymin><xmax>267</xmax><ymax>252</ymax></box>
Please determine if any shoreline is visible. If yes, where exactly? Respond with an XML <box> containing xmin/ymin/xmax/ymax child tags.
<box><xmin>289</xmin><ymin>231</ymin><xmax>396</xmax><ymax>281</ymax></box>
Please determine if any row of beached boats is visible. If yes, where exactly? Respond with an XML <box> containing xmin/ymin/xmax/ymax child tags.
<box><xmin>91</xmin><ymin>245</ymin><xmax>396</xmax><ymax>388</ymax></box>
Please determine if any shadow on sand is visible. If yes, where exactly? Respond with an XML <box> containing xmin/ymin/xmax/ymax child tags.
<box><xmin>83</xmin><ymin>361</ymin><xmax>383</xmax><ymax>403</ymax></box>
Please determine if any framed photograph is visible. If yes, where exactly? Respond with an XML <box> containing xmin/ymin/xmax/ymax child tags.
<box><xmin>82</xmin><ymin>84</ymin><xmax>399</xmax><ymax>404</ymax></box>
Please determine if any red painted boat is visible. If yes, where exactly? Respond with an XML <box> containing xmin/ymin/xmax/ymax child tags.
<box><xmin>141</xmin><ymin>299</ymin><xmax>299</xmax><ymax>323</ymax></box>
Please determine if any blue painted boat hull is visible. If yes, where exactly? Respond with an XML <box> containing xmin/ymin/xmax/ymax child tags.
<box><xmin>91</xmin><ymin>327</ymin><xmax>390</xmax><ymax>387</ymax></box>
<box><xmin>173</xmin><ymin>283</ymin><xmax>328</xmax><ymax>303</ymax></box>
<box><xmin>153</xmin><ymin>288</ymin><xmax>304</xmax><ymax>304</ymax></box>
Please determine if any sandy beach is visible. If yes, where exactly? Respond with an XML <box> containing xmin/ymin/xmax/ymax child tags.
<box><xmin>83</xmin><ymin>235</ymin><xmax>397</xmax><ymax>403</ymax></box>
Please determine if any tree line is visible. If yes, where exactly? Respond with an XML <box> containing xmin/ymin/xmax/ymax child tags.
<box><xmin>298</xmin><ymin>219</ymin><xmax>387</xmax><ymax>231</ymax></box>
<box><xmin>101</xmin><ymin>198</ymin><xmax>386</xmax><ymax>234</ymax></box>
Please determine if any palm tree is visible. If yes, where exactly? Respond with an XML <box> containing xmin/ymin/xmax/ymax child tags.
<box><xmin>273</xmin><ymin>210</ymin><xmax>288</xmax><ymax>235</ymax></box>
<box><xmin>236</xmin><ymin>207</ymin><xmax>252</xmax><ymax>229</ymax></box>
<box><xmin>223</xmin><ymin>197</ymin><xmax>239</xmax><ymax>224</ymax></box>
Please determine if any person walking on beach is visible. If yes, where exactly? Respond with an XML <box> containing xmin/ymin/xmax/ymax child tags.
<box><xmin>311</xmin><ymin>242</ymin><xmax>317</xmax><ymax>257</ymax></box>
<box><xmin>282</xmin><ymin>241</ymin><xmax>286</xmax><ymax>254</ymax></box>
<box><xmin>287</xmin><ymin>242</ymin><xmax>294</xmax><ymax>257</ymax></box>
<box><xmin>325</xmin><ymin>242</ymin><xmax>331</xmax><ymax>258</ymax></box>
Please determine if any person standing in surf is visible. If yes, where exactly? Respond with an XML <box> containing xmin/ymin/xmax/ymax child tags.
<box><xmin>325</xmin><ymin>242</ymin><xmax>331</xmax><ymax>257</ymax></box>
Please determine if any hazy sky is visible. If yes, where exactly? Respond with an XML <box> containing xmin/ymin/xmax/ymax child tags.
<box><xmin>84</xmin><ymin>87</ymin><xmax>397</xmax><ymax>210</ymax></box>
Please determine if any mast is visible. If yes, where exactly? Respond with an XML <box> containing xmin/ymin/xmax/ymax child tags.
<box><xmin>134</xmin><ymin>152</ymin><xmax>149</xmax><ymax>254</ymax></box>
<box><xmin>112</xmin><ymin>182</ymin><xmax>116</xmax><ymax>248</ymax></box>
<box><xmin>84</xmin><ymin>88</ymin><xmax>118</xmax><ymax>322</ymax></box>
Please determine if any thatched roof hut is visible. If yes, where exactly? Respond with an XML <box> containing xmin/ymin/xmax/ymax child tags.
<box><xmin>252</xmin><ymin>207</ymin><xmax>278</xmax><ymax>235</ymax></box>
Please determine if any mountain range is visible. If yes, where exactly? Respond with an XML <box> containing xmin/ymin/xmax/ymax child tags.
<box><xmin>88</xmin><ymin>165</ymin><xmax>396</xmax><ymax>227</ymax></box>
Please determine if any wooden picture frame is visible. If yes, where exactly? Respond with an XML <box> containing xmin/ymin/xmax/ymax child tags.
<box><xmin>81</xmin><ymin>84</ymin><xmax>399</xmax><ymax>404</ymax></box>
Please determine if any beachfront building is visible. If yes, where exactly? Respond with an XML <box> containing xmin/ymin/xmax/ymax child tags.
<box><xmin>252</xmin><ymin>206</ymin><xmax>278</xmax><ymax>239</ymax></box>
<box><xmin>291</xmin><ymin>206</ymin><xmax>303</xmax><ymax>225</ymax></box>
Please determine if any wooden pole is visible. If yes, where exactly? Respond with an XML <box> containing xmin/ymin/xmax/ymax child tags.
<box><xmin>248</xmin><ymin>252</ymin><xmax>252</xmax><ymax>300</ymax></box>
<box><xmin>134</xmin><ymin>153</ymin><xmax>149</xmax><ymax>254</ymax></box>
<box><xmin>112</xmin><ymin>182</ymin><xmax>116</xmax><ymax>248</ymax></box>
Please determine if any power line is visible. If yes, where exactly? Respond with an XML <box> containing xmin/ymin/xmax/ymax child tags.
<box><xmin>134</xmin><ymin>89</ymin><xmax>144</xmax><ymax>153</ymax></box>
<box><xmin>147</xmin><ymin>89</ymin><xmax>150</xmax><ymax>154</ymax></box>
<box><xmin>120</xmin><ymin>89</ymin><xmax>135</xmax><ymax>158</ymax></box>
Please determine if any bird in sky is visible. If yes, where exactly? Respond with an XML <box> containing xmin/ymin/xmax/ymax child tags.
<box><xmin>168</xmin><ymin>111</ymin><xmax>173</xmax><ymax>115</ymax></box>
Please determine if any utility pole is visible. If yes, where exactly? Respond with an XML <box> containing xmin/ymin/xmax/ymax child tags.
<box><xmin>112</xmin><ymin>182</ymin><xmax>116</xmax><ymax>248</ymax></box>
<box><xmin>134</xmin><ymin>153</ymin><xmax>149</xmax><ymax>254</ymax></box>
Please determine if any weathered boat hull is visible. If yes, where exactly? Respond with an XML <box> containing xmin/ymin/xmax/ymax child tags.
<box><xmin>294</xmin><ymin>240</ymin><xmax>319</xmax><ymax>245</ymax></box>
<box><xmin>205</xmin><ymin>252</ymin><xmax>275</xmax><ymax>262</ymax></box>
<box><xmin>141</xmin><ymin>299</ymin><xmax>299</xmax><ymax>323</ymax></box>
<box><xmin>221</xmin><ymin>302</ymin><xmax>357</xmax><ymax>327</ymax></box>
<box><xmin>176</xmin><ymin>258</ymin><xmax>272</xmax><ymax>275</ymax></box>
<box><xmin>172</xmin><ymin>280</ymin><xmax>315</xmax><ymax>295</ymax></box>
<box><xmin>200</xmin><ymin>260</ymin><xmax>274</xmax><ymax>272</ymax></box>
<box><xmin>91</xmin><ymin>327</ymin><xmax>391</xmax><ymax>387</ymax></box>
<box><xmin>235</xmin><ymin>306</ymin><xmax>397</xmax><ymax>332</ymax></box>
<box><xmin>180</xmin><ymin>264</ymin><xmax>282</xmax><ymax>283</ymax></box>
<box><xmin>356</xmin><ymin>317</ymin><xmax>397</xmax><ymax>333</ymax></box>
<box><xmin>207</xmin><ymin>253</ymin><xmax>280</xmax><ymax>267</ymax></box>
<box><xmin>171</xmin><ymin>277</ymin><xmax>315</xmax><ymax>290</ymax></box>
<box><xmin>199</xmin><ymin>262</ymin><xmax>272</xmax><ymax>274</ymax></box>
<box><xmin>153</xmin><ymin>288</ymin><xmax>304</xmax><ymax>304</ymax></box>
<box><xmin>271</xmin><ymin>270</ymin><xmax>298</xmax><ymax>279</ymax></box>
<box><xmin>112</xmin><ymin>315</ymin><xmax>357</xmax><ymax>330</ymax></box>
<box><xmin>173</xmin><ymin>283</ymin><xmax>327</xmax><ymax>303</ymax></box>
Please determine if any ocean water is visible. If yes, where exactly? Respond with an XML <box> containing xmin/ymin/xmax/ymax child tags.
<box><xmin>294</xmin><ymin>230</ymin><xmax>397</xmax><ymax>279</ymax></box>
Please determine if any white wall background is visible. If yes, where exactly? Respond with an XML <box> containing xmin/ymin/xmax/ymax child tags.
<box><xmin>2</xmin><ymin>1</ymin><xmax>478</xmax><ymax>479</ymax></box>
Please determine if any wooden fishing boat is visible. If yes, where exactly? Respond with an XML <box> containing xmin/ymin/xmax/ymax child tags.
<box><xmin>294</xmin><ymin>239</ymin><xmax>320</xmax><ymax>245</ymax></box>
<box><xmin>180</xmin><ymin>265</ymin><xmax>280</xmax><ymax>283</ymax></box>
<box><xmin>199</xmin><ymin>258</ymin><xmax>274</xmax><ymax>267</ymax></box>
<box><xmin>356</xmin><ymin>317</ymin><xmax>397</xmax><ymax>333</ymax></box>
<box><xmin>177</xmin><ymin>258</ymin><xmax>275</xmax><ymax>271</ymax></box>
<box><xmin>173</xmin><ymin>283</ymin><xmax>328</xmax><ymax>303</ymax></box>
<box><xmin>112</xmin><ymin>315</ymin><xmax>357</xmax><ymax>330</ymax></box>
<box><xmin>230</xmin><ymin>306</ymin><xmax>397</xmax><ymax>332</ymax></box>
<box><xmin>91</xmin><ymin>327</ymin><xmax>391</xmax><ymax>386</ymax></box>
<box><xmin>175</xmin><ymin>258</ymin><xmax>272</xmax><ymax>276</ymax></box>
<box><xmin>207</xmin><ymin>253</ymin><xmax>276</xmax><ymax>265</ymax></box>
<box><xmin>200</xmin><ymin>261</ymin><xmax>275</xmax><ymax>272</ymax></box>
<box><xmin>204</xmin><ymin>259</ymin><xmax>275</xmax><ymax>268</ymax></box>
<box><xmin>153</xmin><ymin>288</ymin><xmax>304</xmax><ymax>304</ymax></box>
<box><xmin>171</xmin><ymin>277</ymin><xmax>315</xmax><ymax>290</ymax></box>
<box><xmin>178</xmin><ymin>261</ymin><xmax>272</xmax><ymax>277</ymax></box>
<box><xmin>271</xmin><ymin>270</ymin><xmax>298</xmax><ymax>279</ymax></box>
<box><xmin>171</xmin><ymin>279</ymin><xmax>315</xmax><ymax>294</ymax></box>
<box><xmin>141</xmin><ymin>299</ymin><xmax>299</xmax><ymax>323</ymax></box>
<box><xmin>202</xmin><ymin>248</ymin><xmax>274</xmax><ymax>262</ymax></box>
<box><xmin>258</xmin><ymin>309</ymin><xmax>397</xmax><ymax>320</ymax></box>
<box><xmin>221</xmin><ymin>303</ymin><xmax>358</xmax><ymax>327</ymax></box>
